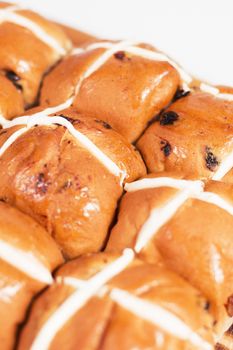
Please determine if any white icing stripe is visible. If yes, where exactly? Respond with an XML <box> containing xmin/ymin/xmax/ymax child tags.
<box><xmin>125</xmin><ymin>45</ymin><xmax>192</xmax><ymax>84</ymax></box>
<box><xmin>72</xmin><ymin>40</ymin><xmax>191</xmax><ymax>84</ymax></box>
<box><xmin>57</xmin><ymin>276</ymin><xmax>109</xmax><ymax>298</ymax></box>
<box><xmin>0</xmin><ymin>114</ymin><xmax>9</xmax><ymax>127</ymax></box>
<box><xmin>134</xmin><ymin>183</ymin><xmax>203</xmax><ymax>253</ymax></box>
<box><xmin>194</xmin><ymin>191</ymin><xmax>233</xmax><ymax>216</ymax></box>
<box><xmin>125</xmin><ymin>177</ymin><xmax>204</xmax><ymax>192</ymax></box>
<box><xmin>200</xmin><ymin>83</ymin><xmax>219</xmax><ymax>95</ymax></box>
<box><xmin>212</xmin><ymin>150</ymin><xmax>233</xmax><ymax>181</ymax></box>
<box><xmin>0</xmin><ymin>4</ymin><xmax>66</xmax><ymax>55</ymax></box>
<box><xmin>44</xmin><ymin>271</ymin><xmax>213</xmax><ymax>349</ymax></box>
<box><xmin>56</xmin><ymin>276</ymin><xmax>86</xmax><ymax>289</ymax></box>
<box><xmin>110</xmin><ymin>288</ymin><xmax>212</xmax><ymax>350</ymax></box>
<box><xmin>74</xmin><ymin>40</ymin><xmax>138</xmax><ymax>96</ymax></box>
<box><xmin>28</xmin><ymin>98</ymin><xmax>74</xmax><ymax>120</ymax></box>
<box><xmin>0</xmin><ymin>114</ymin><xmax>126</xmax><ymax>182</ymax></box>
<box><xmin>57</xmin><ymin>274</ymin><xmax>214</xmax><ymax>348</ymax></box>
<box><xmin>0</xmin><ymin>38</ymin><xmax>192</xmax><ymax>175</ymax></box>
<box><xmin>30</xmin><ymin>115</ymin><xmax>126</xmax><ymax>181</ymax></box>
<box><xmin>1</xmin><ymin>97</ymin><xmax>74</xmax><ymax>129</ymax></box>
<box><xmin>0</xmin><ymin>239</ymin><xmax>53</xmax><ymax>284</ymax></box>
<box><xmin>200</xmin><ymin>83</ymin><xmax>233</xmax><ymax>101</ymax></box>
<box><xmin>30</xmin><ymin>248</ymin><xmax>134</xmax><ymax>350</ymax></box>
<box><xmin>126</xmin><ymin>177</ymin><xmax>233</xmax><ymax>216</ymax></box>
<box><xmin>216</xmin><ymin>93</ymin><xmax>233</xmax><ymax>101</ymax></box>
<box><xmin>85</xmin><ymin>41</ymin><xmax>126</xmax><ymax>51</ymax></box>
<box><xmin>70</xmin><ymin>47</ymin><xmax>85</xmax><ymax>55</ymax></box>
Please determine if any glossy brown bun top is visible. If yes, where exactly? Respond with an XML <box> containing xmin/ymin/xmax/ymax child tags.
<box><xmin>0</xmin><ymin>108</ymin><xmax>146</xmax><ymax>258</ymax></box>
<box><xmin>0</xmin><ymin>2</ymin><xmax>71</xmax><ymax>118</ymax></box>
<box><xmin>18</xmin><ymin>252</ymin><xmax>214</xmax><ymax>350</ymax></box>
<box><xmin>137</xmin><ymin>90</ymin><xmax>233</xmax><ymax>182</ymax></box>
<box><xmin>107</xmin><ymin>172</ymin><xmax>233</xmax><ymax>326</ymax></box>
<box><xmin>0</xmin><ymin>75</ymin><xmax>24</xmax><ymax>120</ymax></box>
<box><xmin>0</xmin><ymin>201</ymin><xmax>63</xmax><ymax>350</ymax></box>
<box><xmin>40</xmin><ymin>42</ymin><xmax>180</xmax><ymax>142</ymax></box>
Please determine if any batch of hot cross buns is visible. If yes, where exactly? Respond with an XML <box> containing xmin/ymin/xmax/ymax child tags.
<box><xmin>1</xmin><ymin>2</ymin><xmax>233</xmax><ymax>350</ymax></box>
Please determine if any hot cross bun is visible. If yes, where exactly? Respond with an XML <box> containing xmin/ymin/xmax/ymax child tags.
<box><xmin>18</xmin><ymin>251</ymin><xmax>214</xmax><ymax>350</ymax></box>
<box><xmin>0</xmin><ymin>2</ymin><xmax>71</xmax><ymax>120</ymax></box>
<box><xmin>0</xmin><ymin>201</ymin><xmax>63</xmax><ymax>349</ymax></box>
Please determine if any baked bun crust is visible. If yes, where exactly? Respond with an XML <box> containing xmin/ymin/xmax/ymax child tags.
<box><xmin>0</xmin><ymin>2</ymin><xmax>71</xmax><ymax>119</ymax></box>
<box><xmin>40</xmin><ymin>43</ymin><xmax>180</xmax><ymax>142</ymax></box>
<box><xmin>18</xmin><ymin>252</ymin><xmax>214</xmax><ymax>350</ymax></box>
<box><xmin>0</xmin><ymin>75</ymin><xmax>24</xmax><ymax>119</ymax></box>
<box><xmin>0</xmin><ymin>109</ymin><xmax>146</xmax><ymax>258</ymax></box>
<box><xmin>0</xmin><ymin>201</ymin><xmax>63</xmax><ymax>350</ymax></box>
<box><xmin>0</xmin><ymin>3</ymin><xmax>233</xmax><ymax>349</ymax></box>
<box><xmin>137</xmin><ymin>91</ymin><xmax>233</xmax><ymax>182</ymax></box>
<box><xmin>107</xmin><ymin>173</ymin><xmax>233</xmax><ymax>328</ymax></box>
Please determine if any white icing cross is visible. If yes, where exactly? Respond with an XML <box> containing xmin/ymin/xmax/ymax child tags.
<box><xmin>0</xmin><ymin>38</ymin><xmax>192</xmax><ymax>126</ymax></box>
<box><xmin>71</xmin><ymin>40</ymin><xmax>192</xmax><ymax>85</ymax></box>
<box><xmin>0</xmin><ymin>113</ymin><xmax>127</xmax><ymax>184</ymax></box>
<box><xmin>125</xmin><ymin>177</ymin><xmax>203</xmax><ymax>192</ymax></box>
<box><xmin>110</xmin><ymin>288</ymin><xmax>213</xmax><ymax>350</ymax></box>
<box><xmin>26</xmin><ymin>182</ymin><xmax>222</xmax><ymax>349</ymax></box>
<box><xmin>30</xmin><ymin>247</ymin><xmax>212</xmax><ymax>350</ymax></box>
<box><xmin>125</xmin><ymin>177</ymin><xmax>233</xmax><ymax>253</ymax></box>
<box><xmin>69</xmin><ymin>43</ymin><xmax>233</xmax><ymax>182</ymax></box>
<box><xmin>71</xmin><ymin>41</ymin><xmax>233</xmax><ymax>102</ymax></box>
<box><xmin>30</xmin><ymin>248</ymin><xmax>135</xmax><ymax>350</ymax></box>
<box><xmin>0</xmin><ymin>4</ymin><xmax>67</xmax><ymax>55</ymax></box>
<box><xmin>0</xmin><ymin>239</ymin><xmax>53</xmax><ymax>284</ymax></box>
<box><xmin>0</xmin><ymin>38</ymin><xmax>194</xmax><ymax>182</ymax></box>
<box><xmin>1</xmin><ymin>6</ymin><xmax>233</xmax><ymax>181</ymax></box>
<box><xmin>134</xmin><ymin>186</ymin><xmax>201</xmax><ymax>253</ymax></box>
<box><xmin>0</xmin><ymin>38</ymin><xmax>191</xmax><ymax>125</ymax></box>
<box><xmin>1</xmin><ymin>38</ymin><xmax>232</xmax><ymax>181</ymax></box>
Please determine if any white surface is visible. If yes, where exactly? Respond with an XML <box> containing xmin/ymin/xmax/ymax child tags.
<box><xmin>18</xmin><ymin>0</ymin><xmax>233</xmax><ymax>86</ymax></box>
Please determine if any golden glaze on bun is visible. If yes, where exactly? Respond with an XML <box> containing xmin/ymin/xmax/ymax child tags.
<box><xmin>18</xmin><ymin>252</ymin><xmax>214</xmax><ymax>350</ymax></box>
<box><xmin>0</xmin><ymin>2</ymin><xmax>71</xmax><ymax>119</ymax></box>
<box><xmin>137</xmin><ymin>91</ymin><xmax>233</xmax><ymax>182</ymax></box>
<box><xmin>107</xmin><ymin>172</ymin><xmax>233</xmax><ymax>328</ymax></box>
<box><xmin>40</xmin><ymin>43</ymin><xmax>180</xmax><ymax>142</ymax></box>
<box><xmin>0</xmin><ymin>108</ymin><xmax>146</xmax><ymax>258</ymax></box>
<box><xmin>0</xmin><ymin>201</ymin><xmax>63</xmax><ymax>350</ymax></box>
<box><xmin>0</xmin><ymin>3</ymin><xmax>233</xmax><ymax>350</ymax></box>
<box><xmin>0</xmin><ymin>75</ymin><xmax>24</xmax><ymax>119</ymax></box>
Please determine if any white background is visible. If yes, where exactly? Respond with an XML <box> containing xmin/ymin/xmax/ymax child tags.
<box><xmin>19</xmin><ymin>0</ymin><xmax>233</xmax><ymax>86</ymax></box>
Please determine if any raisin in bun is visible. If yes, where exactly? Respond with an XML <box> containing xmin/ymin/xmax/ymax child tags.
<box><xmin>0</xmin><ymin>2</ymin><xmax>71</xmax><ymax>119</ymax></box>
<box><xmin>137</xmin><ymin>90</ymin><xmax>233</xmax><ymax>182</ymax></box>
<box><xmin>40</xmin><ymin>41</ymin><xmax>182</xmax><ymax>142</ymax></box>
<box><xmin>18</xmin><ymin>251</ymin><xmax>214</xmax><ymax>350</ymax></box>
<box><xmin>0</xmin><ymin>201</ymin><xmax>63</xmax><ymax>350</ymax></box>
<box><xmin>107</xmin><ymin>172</ymin><xmax>233</xmax><ymax>330</ymax></box>
<box><xmin>0</xmin><ymin>108</ymin><xmax>146</xmax><ymax>258</ymax></box>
